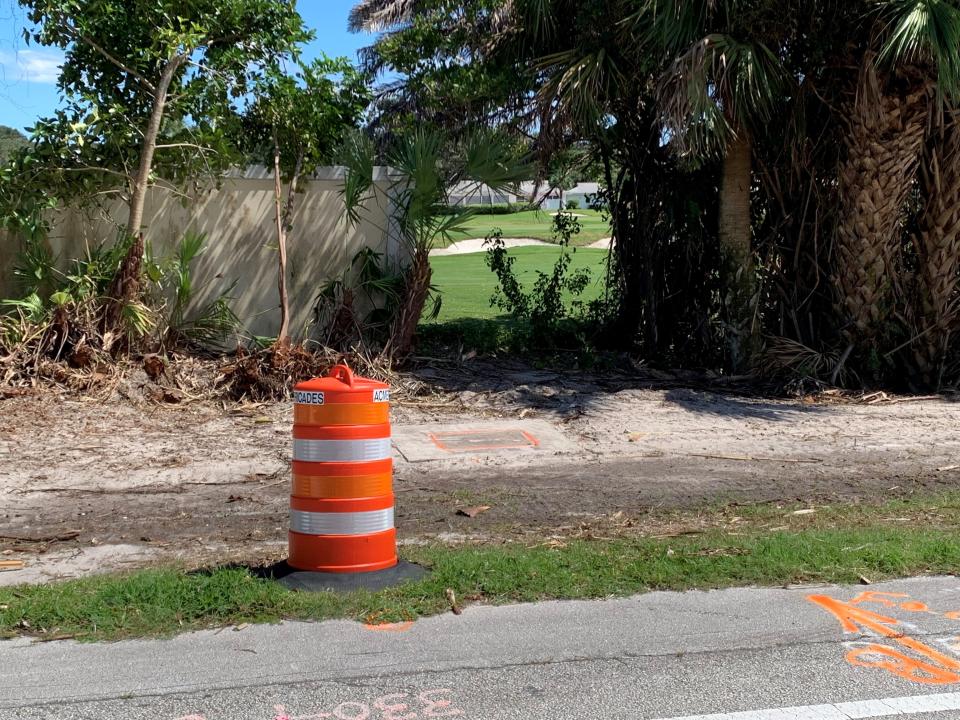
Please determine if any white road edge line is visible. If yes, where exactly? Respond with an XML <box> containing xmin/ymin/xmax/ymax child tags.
<box><xmin>653</xmin><ymin>691</ymin><xmax>960</xmax><ymax>720</ymax></box>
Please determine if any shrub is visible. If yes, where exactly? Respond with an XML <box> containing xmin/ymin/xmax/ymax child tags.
<box><xmin>484</xmin><ymin>212</ymin><xmax>593</xmax><ymax>346</ymax></box>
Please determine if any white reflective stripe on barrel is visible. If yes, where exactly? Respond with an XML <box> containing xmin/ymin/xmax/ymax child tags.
<box><xmin>293</xmin><ymin>438</ymin><xmax>392</xmax><ymax>462</ymax></box>
<box><xmin>290</xmin><ymin>507</ymin><xmax>395</xmax><ymax>535</ymax></box>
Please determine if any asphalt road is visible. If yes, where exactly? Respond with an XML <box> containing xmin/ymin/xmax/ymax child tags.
<box><xmin>6</xmin><ymin>577</ymin><xmax>960</xmax><ymax>719</ymax></box>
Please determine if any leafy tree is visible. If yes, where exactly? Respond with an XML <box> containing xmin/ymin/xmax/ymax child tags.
<box><xmin>242</xmin><ymin>56</ymin><xmax>369</xmax><ymax>343</ymax></box>
<box><xmin>17</xmin><ymin>0</ymin><xmax>310</xmax><ymax>323</ymax></box>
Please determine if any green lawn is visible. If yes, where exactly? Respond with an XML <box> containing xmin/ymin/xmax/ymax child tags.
<box><xmin>428</xmin><ymin>245</ymin><xmax>609</xmax><ymax>322</ymax></box>
<box><xmin>449</xmin><ymin>209</ymin><xmax>610</xmax><ymax>246</ymax></box>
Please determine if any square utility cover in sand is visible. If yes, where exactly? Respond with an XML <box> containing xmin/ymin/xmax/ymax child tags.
<box><xmin>392</xmin><ymin>419</ymin><xmax>571</xmax><ymax>462</ymax></box>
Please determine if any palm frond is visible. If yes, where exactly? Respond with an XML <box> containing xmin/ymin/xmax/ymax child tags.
<box><xmin>536</xmin><ymin>47</ymin><xmax>624</xmax><ymax>128</ymax></box>
<box><xmin>458</xmin><ymin>129</ymin><xmax>532</xmax><ymax>195</ymax></box>
<box><xmin>658</xmin><ymin>34</ymin><xmax>787</xmax><ymax>157</ymax></box>
<box><xmin>339</xmin><ymin>129</ymin><xmax>376</xmax><ymax>227</ymax></box>
<box><xmin>877</xmin><ymin>0</ymin><xmax>960</xmax><ymax>96</ymax></box>
<box><xmin>348</xmin><ymin>0</ymin><xmax>418</xmax><ymax>32</ymax></box>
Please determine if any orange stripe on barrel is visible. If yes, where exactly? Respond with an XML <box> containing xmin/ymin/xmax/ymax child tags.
<box><xmin>289</xmin><ymin>529</ymin><xmax>397</xmax><ymax>573</ymax></box>
<box><xmin>294</xmin><ymin>403</ymin><xmax>389</xmax><ymax>427</ymax></box>
<box><xmin>292</xmin><ymin>471</ymin><xmax>393</xmax><ymax>499</ymax></box>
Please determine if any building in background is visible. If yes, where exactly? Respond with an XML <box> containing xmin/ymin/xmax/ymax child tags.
<box><xmin>447</xmin><ymin>181</ymin><xmax>517</xmax><ymax>207</ymax></box>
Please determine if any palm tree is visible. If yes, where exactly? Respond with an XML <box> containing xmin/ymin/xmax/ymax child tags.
<box><xmin>833</xmin><ymin>0</ymin><xmax>960</xmax><ymax>363</ymax></box>
<box><xmin>639</xmin><ymin>1</ymin><xmax>790</xmax><ymax>371</ymax></box>
<box><xmin>913</xmin><ymin>107</ymin><xmax>960</xmax><ymax>387</ymax></box>
<box><xmin>340</xmin><ymin>127</ymin><xmax>530</xmax><ymax>357</ymax></box>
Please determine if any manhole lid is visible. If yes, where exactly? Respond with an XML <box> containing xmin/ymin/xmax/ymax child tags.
<box><xmin>429</xmin><ymin>428</ymin><xmax>540</xmax><ymax>453</ymax></box>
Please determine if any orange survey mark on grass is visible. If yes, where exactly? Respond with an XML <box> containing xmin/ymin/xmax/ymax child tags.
<box><xmin>808</xmin><ymin>591</ymin><xmax>960</xmax><ymax>685</ymax></box>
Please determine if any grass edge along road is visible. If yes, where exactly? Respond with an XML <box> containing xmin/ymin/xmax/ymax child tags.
<box><xmin>3</xmin><ymin>494</ymin><xmax>960</xmax><ymax>642</ymax></box>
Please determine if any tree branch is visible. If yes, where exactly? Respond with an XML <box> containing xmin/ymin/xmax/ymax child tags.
<box><xmin>76</xmin><ymin>35</ymin><xmax>157</xmax><ymax>94</ymax></box>
<box><xmin>154</xmin><ymin>142</ymin><xmax>217</xmax><ymax>151</ymax></box>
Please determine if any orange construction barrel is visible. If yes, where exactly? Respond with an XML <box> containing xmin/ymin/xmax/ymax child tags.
<box><xmin>289</xmin><ymin>364</ymin><xmax>396</xmax><ymax>573</ymax></box>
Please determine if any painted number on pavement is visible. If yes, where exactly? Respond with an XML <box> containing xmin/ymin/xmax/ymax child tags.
<box><xmin>172</xmin><ymin>688</ymin><xmax>464</xmax><ymax>720</ymax></box>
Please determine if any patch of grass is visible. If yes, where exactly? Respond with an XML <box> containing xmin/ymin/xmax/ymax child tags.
<box><xmin>4</xmin><ymin>495</ymin><xmax>960</xmax><ymax>641</ymax></box>
<box><xmin>428</xmin><ymin>245</ymin><xmax>608</xmax><ymax>322</ymax></box>
<box><xmin>446</xmin><ymin>209</ymin><xmax>610</xmax><ymax>247</ymax></box>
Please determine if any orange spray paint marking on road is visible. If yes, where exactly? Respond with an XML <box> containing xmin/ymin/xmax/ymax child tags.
<box><xmin>846</xmin><ymin>643</ymin><xmax>960</xmax><ymax>684</ymax></box>
<box><xmin>847</xmin><ymin>591</ymin><xmax>908</xmax><ymax>608</ymax></box>
<box><xmin>363</xmin><ymin>621</ymin><xmax>415</xmax><ymax>632</ymax></box>
<box><xmin>808</xmin><ymin>593</ymin><xmax>960</xmax><ymax>685</ymax></box>
<box><xmin>945</xmin><ymin>611</ymin><xmax>960</xmax><ymax>620</ymax></box>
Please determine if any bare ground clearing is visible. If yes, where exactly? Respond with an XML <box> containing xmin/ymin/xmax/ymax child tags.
<box><xmin>1</xmin><ymin>360</ymin><xmax>959</xmax><ymax>583</ymax></box>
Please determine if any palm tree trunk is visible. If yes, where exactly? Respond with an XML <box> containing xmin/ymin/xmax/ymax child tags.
<box><xmin>390</xmin><ymin>248</ymin><xmax>432</xmax><ymax>358</ymax></box>
<box><xmin>834</xmin><ymin>60</ymin><xmax>928</xmax><ymax>352</ymax></box>
<box><xmin>719</xmin><ymin>129</ymin><xmax>756</xmax><ymax>372</ymax></box>
<box><xmin>913</xmin><ymin>110</ymin><xmax>960</xmax><ymax>388</ymax></box>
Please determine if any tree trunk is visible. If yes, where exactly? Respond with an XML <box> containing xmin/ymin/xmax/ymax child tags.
<box><xmin>108</xmin><ymin>55</ymin><xmax>183</xmax><ymax>334</ymax></box>
<box><xmin>834</xmin><ymin>59</ymin><xmax>928</xmax><ymax>353</ymax></box>
<box><xmin>390</xmin><ymin>248</ymin><xmax>432</xmax><ymax>358</ymax></box>
<box><xmin>272</xmin><ymin>129</ymin><xmax>290</xmax><ymax>345</ymax></box>
<box><xmin>102</xmin><ymin>232</ymin><xmax>145</xmax><ymax>342</ymax></box>
<box><xmin>913</xmin><ymin>110</ymin><xmax>960</xmax><ymax>388</ymax></box>
<box><xmin>719</xmin><ymin>129</ymin><xmax>756</xmax><ymax>372</ymax></box>
<box><xmin>127</xmin><ymin>56</ymin><xmax>182</xmax><ymax>237</ymax></box>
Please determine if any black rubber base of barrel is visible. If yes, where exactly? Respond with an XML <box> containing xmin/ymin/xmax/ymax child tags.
<box><xmin>265</xmin><ymin>560</ymin><xmax>427</xmax><ymax>593</ymax></box>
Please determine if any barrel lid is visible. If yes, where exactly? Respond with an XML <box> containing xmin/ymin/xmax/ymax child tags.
<box><xmin>294</xmin><ymin>364</ymin><xmax>389</xmax><ymax>405</ymax></box>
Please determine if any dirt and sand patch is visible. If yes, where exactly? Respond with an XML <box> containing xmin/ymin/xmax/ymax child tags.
<box><xmin>429</xmin><ymin>237</ymin><xmax>553</xmax><ymax>255</ymax></box>
<box><xmin>2</xmin><ymin>362</ymin><xmax>959</xmax><ymax>583</ymax></box>
<box><xmin>429</xmin><ymin>236</ymin><xmax>613</xmax><ymax>255</ymax></box>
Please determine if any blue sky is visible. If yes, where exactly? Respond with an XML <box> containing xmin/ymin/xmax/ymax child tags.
<box><xmin>0</xmin><ymin>0</ymin><xmax>376</xmax><ymax>132</ymax></box>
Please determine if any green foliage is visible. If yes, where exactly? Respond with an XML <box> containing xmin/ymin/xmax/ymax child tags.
<box><xmin>339</xmin><ymin>124</ymin><xmax>531</xmax><ymax>355</ymax></box>
<box><xmin>1</xmin><ymin>230</ymin><xmax>238</xmax><ymax>353</ymax></box>
<box><xmin>10</xmin><ymin>0</ymin><xmax>311</xmax><ymax>230</ymax></box>
<box><xmin>0</xmin><ymin>231</ymin><xmax>150</xmax><ymax>351</ymax></box>
<box><xmin>339</xmin><ymin>130</ymin><xmax>376</xmax><ymax>226</ymax></box>
<box><xmin>877</xmin><ymin>0</ymin><xmax>960</xmax><ymax>97</ymax></box>
<box><xmin>242</xmin><ymin>55</ymin><xmax>369</xmax><ymax>181</ymax></box>
<box><xmin>314</xmin><ymin>247</ymin><xmax>406</xmax><ymax>349</ymax></box>
<box><xmin>486</xmin><ymin>212</ymin><xmax>592</xmax><ymax>344</ymax></box>
<box><xmin>159</xmin><ymin>232</ymin><xmax>240</xmax><ymax>348</ymax></box>
<box><xmin>12</xmin><ymin>234</ymin><xmax>56</xmax><ymax>297</ymax></box>
<box><xmin>343</xmin><ymin>126</ymin><xmax>532</xmax><ymax>254</ymax></box>
<box><xmin>565</xmin><ymin>199</ymin><xmax>580</xmax><ymax>210</ymax></box>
